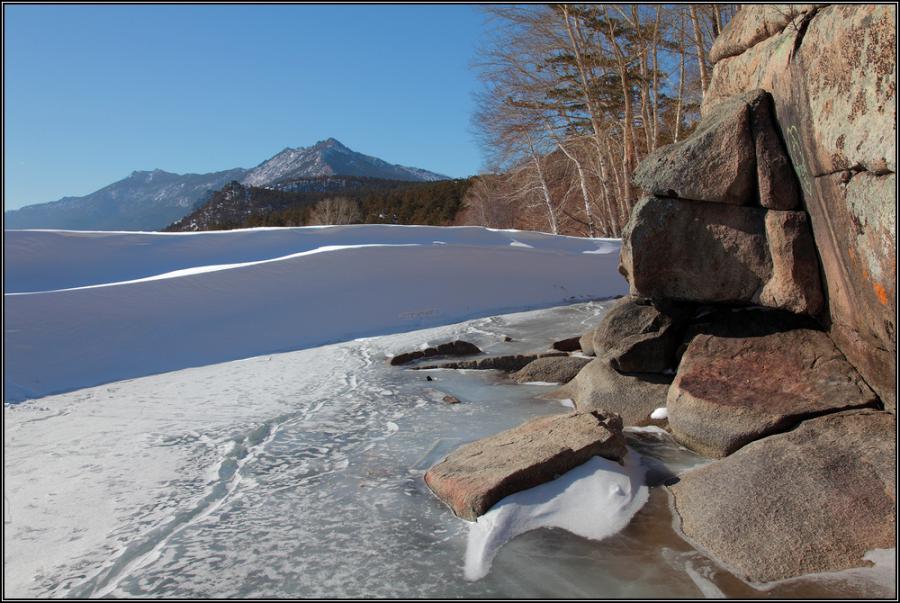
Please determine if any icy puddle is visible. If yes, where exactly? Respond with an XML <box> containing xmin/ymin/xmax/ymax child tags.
<box><xmin>4</xmin><ymin>301</ymin><xmax>894</xmax><ymax>598</ymax></box>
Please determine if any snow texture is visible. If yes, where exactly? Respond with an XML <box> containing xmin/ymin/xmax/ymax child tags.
<box><xmin>464</xmin><ymin>450</ymin><xmax>649</xmax><ymax>581</ymax></box>
<box><xmin>5</xmin><ymin>225</ymin><xmax>624</xmax><ymax>402</ymax></box>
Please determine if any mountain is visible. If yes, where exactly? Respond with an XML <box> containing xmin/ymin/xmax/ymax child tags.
<box><xmin>5</xmin><ymin>139</ymin><xmax>448</xmax><ymax>231</ymax></box>
<box><xmin>5</xmin><ymin>168</ymin><xmax>248</xmax><ymax>231</ymax></box>
<box><xmin>241</xmin><ymin>138</ymin><xmax>448</xmax><ymax>186</ymax></box>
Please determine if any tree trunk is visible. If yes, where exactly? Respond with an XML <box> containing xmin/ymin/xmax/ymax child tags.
<box><xmin>689</xmin><ymin>5</ymin><xmax>709</xmax><ymax>95</ymax></box>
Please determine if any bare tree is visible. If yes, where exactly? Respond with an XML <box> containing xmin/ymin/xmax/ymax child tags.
<box><xmin>308</xmin><ymin>197</ymin><xmax>361</xmax><ymax>225</ymax></box>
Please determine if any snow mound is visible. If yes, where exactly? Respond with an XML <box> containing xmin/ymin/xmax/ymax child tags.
<box><xmin>464</xmin><ymin>450</ymin><xmax>648</xmax><ymax>581</ymax></box>
<box><xmin>5</xmin><ymin>225</ymin><xmax>624</xmax><ymax>402</ymax></box>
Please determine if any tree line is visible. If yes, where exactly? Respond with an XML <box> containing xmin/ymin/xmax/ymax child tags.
<box><xmin>461</xmin><ymin>4</ymin><xmax>737</xmax><ymax>237</ymax></box>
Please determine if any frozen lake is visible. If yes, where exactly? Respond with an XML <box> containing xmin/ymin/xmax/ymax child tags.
<box><xmin>4</xmin><ymin>301</ymin><xmax>893</xmax><ymax>598</ymax></box>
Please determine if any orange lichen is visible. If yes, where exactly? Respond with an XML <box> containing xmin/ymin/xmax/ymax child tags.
<box><xmin>873</xmin><ymin>282</ymin><xmax>888</xmax><ymax>305</ymax></box>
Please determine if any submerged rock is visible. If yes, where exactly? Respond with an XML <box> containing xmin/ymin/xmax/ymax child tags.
<box><xmin>512</xmin><ymin>356</ymin><xmax>591</xmax><ymax>384</ymax></box>
<box><xmin>414</xmin><ymin>352</ymin><xmax>567</xmax><ymax>373</ymax></box>
<box><xmin>668</xmin><ymin>327</ymin><xmax>878</xmax><ymax>458</ymax></box>
<box><xmin>670</xmin><ymin>409</ymin><xmax>896</xmax><ymax>582</ymax></box>
<box><xmin>442</xmin><ymin>394</ymin><xmax>461</xmax><ymax>405</ymax></box>
<box><xmin>424</xmin><ymin>410</ymin><xmax>626</xmax><ymax>521</ymax></box>
<box><xmin>553</xmin><ymin>358</ymin><xmax>672</xmax><ymax>426</ymax></box>
<box><xmin>389</xmin><ymin>340</ymin><xmax>481</xmax><ymax>366</ymax></box>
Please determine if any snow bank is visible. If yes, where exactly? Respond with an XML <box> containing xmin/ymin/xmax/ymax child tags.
<box><xmin>464</xmin><ymin>450</ymin><xmax>648</xmax><ymax>581</ymax></box>
<box><xmin>5</xmin><ymin>225</ymin><xmax>624</xmax><ymax>402</ymax></box>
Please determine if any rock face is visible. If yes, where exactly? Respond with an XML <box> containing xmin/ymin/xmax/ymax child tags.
<box><xmin>424</xmin><ymin>411</ymin><xmax>626</xmax><ymax>521</ymax></box>
<box><xmin>512</xmin><ymin>356</ymin><xmax>591</xmax><ymax>384</ymax></box>
<box><xmin>590</xmin><ymin>297</ymin><xmax>691</xmax><ymax>373</ymax></box>
<box><xmin>704</xmin><ymin>4</ymin><xmax>896</xmax><ymax>409</ymax></box>
<box><xmin>389</xmin><ymin>340</ymin><xmax>481</xmax><ymax>366</ymax></box>
<box><xmin>670</xmin><ymin>410</ymin><xmax>896</xmax><ymax>582</ymax></box>
<box><xmin>668</xmin><ymin>327</ymin><xmax>878</xmax><ymax>457</ymax></box>
<box><xmin>554</xmin><ymin>358</ymin><xmax>672</xmax><ymax>426</ymax></box>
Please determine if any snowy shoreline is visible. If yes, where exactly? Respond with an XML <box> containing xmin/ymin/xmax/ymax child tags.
<box><xmin>4</xmin><ymin>226</ymin><xmax>625</xmax><ymax>403</ymax></box>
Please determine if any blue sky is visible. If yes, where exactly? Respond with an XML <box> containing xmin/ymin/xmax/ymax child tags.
<box><xmin>4</xmin><ymin>4</ymin><xmax>488</xmax><ymax>209</ymax></box>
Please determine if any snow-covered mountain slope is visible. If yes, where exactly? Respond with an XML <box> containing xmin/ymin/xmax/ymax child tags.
<box><xmin>242</xmin><ymin>138</ymin><xmax>448</xmax><ymax>186</ymax></box>
<box><xmin>4</xmin><ymin>225</ymin><xmax>624</xmax><ymax>402</ymax></box>
<box><xmin>4</xmin><ymin>168</ymin><xmax>248</xmax><ymax>231</ymax></box>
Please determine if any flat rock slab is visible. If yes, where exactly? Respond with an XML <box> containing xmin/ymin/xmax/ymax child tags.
<box><xmin>414</xmin><ymin>352</ymin><xmax>567</xmax><ymax>373</ymax></box>
<box><xmin>669</xmin><ymin>327</ymin><xmax>878</xmax><ymax>458</ymax></box>
<box><xmin>553</xmin><ymin>358</ymin><xmax>672</xmax><ymax>426</ymax></box>
<box><xmin>425</xmin><ymin>410</ymin><xmax>626</xmax><ymax>521</ymax></box>
<box><xmin>389</xmin><ymin>340</ymin><xmax>481</xmax><ymax>366</ymax></box>
<box><xmin>591</xmin><ymin>297</ymin><xmax>691</xmax><ymax>373</ymax></box>
<box><xmin>670</xmin><ymin>410</ymin><xmax>896</xmax><ymax>583</ymax></box>
<box><xmin>512</xmin><ymin>356</ymin><xmax>591</xmax><ymax>384</ymax></box>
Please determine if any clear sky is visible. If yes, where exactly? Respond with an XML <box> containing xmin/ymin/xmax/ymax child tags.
<box><xmin>4</xmin><ymin>4</ymin><xmax>488</xmax><ymax>209</ymax></box>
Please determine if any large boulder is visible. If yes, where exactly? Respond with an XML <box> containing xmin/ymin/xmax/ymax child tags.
<box><xmin>619</xmin><ymin>196</ymin><xmax>771</xmax><ymax>305</ymax></box>
<box><xmin>553</xmin><ymin>358</ymin><xmax>672</xmax><ymax>426</ymax></box>
<box><xmin>512</xmin><ymin>356</ymin><xmax>591</xmax><ymax>384</ymax></box>
<box><xmin>705</xmin><ymin>4</ymin><xmax>896</xmax><ymax>409</ymax></box>
<box><xmin>634</xmin><ymin>89</ymin><xmax>799</xmax><ymax>210</ymax></box>
<box><xmin>633</xmin><ymin>94</ymin><xmax>756</xmax><ymax>205</ymax></box>
<box><xmin>590</xmin><ymin>297</ymin><xmax>691</xmax><ymax>373</ymax></box>
<box><xmin>424</xmin><ymin>410</ymin><xmax>626</xmax><ymax>521</ymax></box>
<box><xmin>670</xmin><ymin>409</ymin><xmax>896</xmax><ymax>582</ymax></box>
<box><xmin>668</xmin><ymin>327</ymin><xmax>878</xmax><ymax>458</ymax></box>
<box><xmin>620</xmin><ymin>197</ymin><xmax>824</xmax><ymax>315</ymax></box>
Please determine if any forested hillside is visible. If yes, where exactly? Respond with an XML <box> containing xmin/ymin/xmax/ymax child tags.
<box><xmin>166</xmin><ymin>177</ymin><xmax>471</xmax><ymax>231</ymax></box>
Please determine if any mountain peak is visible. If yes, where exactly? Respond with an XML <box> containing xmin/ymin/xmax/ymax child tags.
<box><xmin>315</xmin><ymin>137</ymin><xmax>346</xmax><ymax>149</ymax></box>
<box><xmin>242</xmin><ymin>139</ymin><xmax>448</xmax><ymax>187</ymax></box>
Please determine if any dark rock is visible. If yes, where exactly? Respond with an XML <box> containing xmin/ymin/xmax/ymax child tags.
<box><xmin>591</xmin><ymin>297</ymin><xmax>691</xmax><ymax>373</ymax></box>
<box><xmin>389</xmin><ymin>340</ymin><xmax>481</xmax><ymax>366</ymax></box>
<box><xmin>552</xmin><ymin>358</ymin><xmax>672</xmax><ymax>426</ymax></box>
<box><xmin>670</xmin><ymin>409</ymin><xmax>896</xmax><ymax>582</ymax></box>
<box><xmin>425</xmin><ymin>410</ymin><xmax>626</xmax><ymax>521</ymax></box>
<box><xmin>425</xmin><ymin>375</ymin><xmax>433</xmax><ymax>382</ymax></box>
<box><xmin>414</xmin><ymin>352</ymin><xmax>568</xmax><ymax>373</ymax></box>
<box><xmin>442</xmin><ymin>395</ymin><xmax>461</xmax><ymax>405</ymax></box>
<box><xmin>745</xmin><ymin>90</ymin><xmax>801</xmax><ymax>210</ymax></box>
<box><xmin>512</xmin><ymin>356</ymin><xmax>591</xmax><ymax>384</ymax></box>
<box><xmin>503</xmin><ymin>335</ymin><xmax>514</xmax><ymax>342</ymax></box>
<box><xmin>668</xmin><ymin>327</ymin><xmax>878</xmax><ymax>458</ymax></box>
<box><xmin>551</xmin><ymin>336</ymin><xmax>581</xmax><ymax>352</ymax></box>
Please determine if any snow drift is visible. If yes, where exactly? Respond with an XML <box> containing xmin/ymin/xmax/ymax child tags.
<box><xmin>4</xmin><ymin>225</ymin><xmax>625</xmax><ymax>402</ymax></box>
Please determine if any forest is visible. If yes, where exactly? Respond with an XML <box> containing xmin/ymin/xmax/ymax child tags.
<box><xmin>458</xmin><ymin>4</ymin><xmax>741</xmax><ymax>237</ymax></box>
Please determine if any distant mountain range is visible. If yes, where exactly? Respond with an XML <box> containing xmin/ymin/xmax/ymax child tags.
<box><xmin>4</xmin><ymin>139</ymin><xmax>449</xmax><ymax>231</ymax></box>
